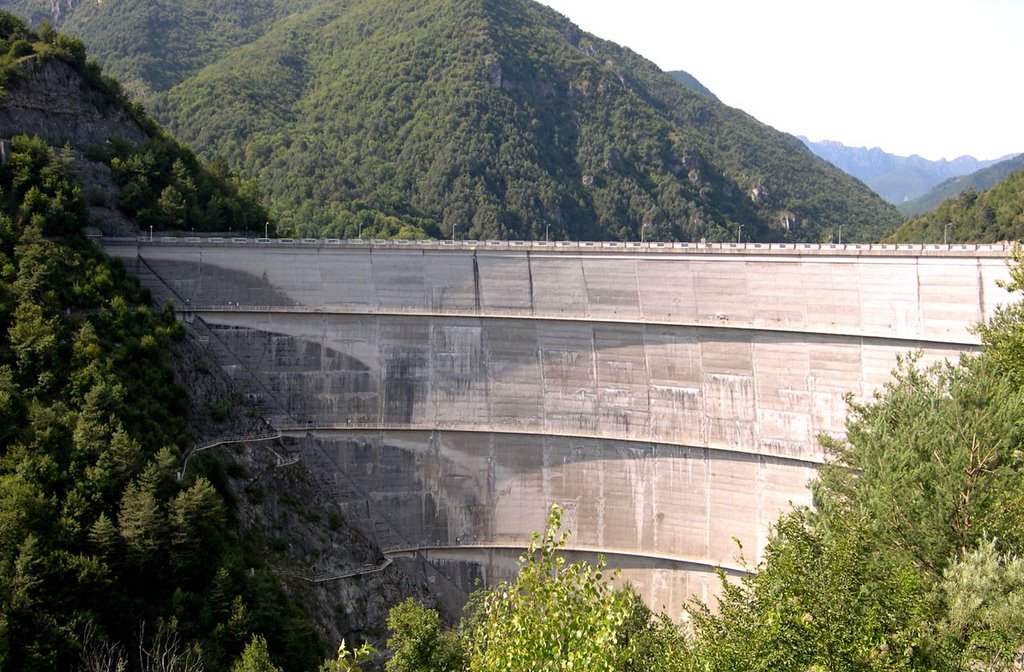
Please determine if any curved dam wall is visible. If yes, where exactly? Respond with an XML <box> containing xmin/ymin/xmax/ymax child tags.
<box><xmin>103</xmin><ymin>237</ymin><xmax>1013</xmax><ymax>613</ymax></box>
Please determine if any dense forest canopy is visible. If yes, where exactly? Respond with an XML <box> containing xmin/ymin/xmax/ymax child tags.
<box><xmin>0</xmin><ymin>132</ymin><xmax>324</xmax><ymax>670</ymax></box>
<box><xmin>0</xmin><ymin>0</ymin><xmax>324</xmax><ymax>103</ymax></box>
<box><xmin>3</xmin><ymin>0</ymin><xmax>902</xmax><ymax>242</ymax></box>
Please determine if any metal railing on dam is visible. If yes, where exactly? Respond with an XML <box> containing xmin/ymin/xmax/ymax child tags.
<box><xmin>100</xmin><ymin>234</ymin><xmax>1016</xmax><ymax>612</ymax></box>
<box><xmin>113</xmin><ymin>234</ymin><xmax>1014</xmax><ymax>257</ymax></box>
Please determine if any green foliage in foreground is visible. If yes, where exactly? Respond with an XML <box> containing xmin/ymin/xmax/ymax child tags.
<box><xmin>688</xmin><ymin>512</ymin><xmax>944</xmax><ymax>672</ymax></box>
<box><xmin>463</xmin><ymin>506</ymin><xmax>632</xmax><ymax>671</ymax></box>
<box><xmin>378</xmin><ymin>254</ymin><xmax>1024</xmax><ymax>670</ymax></box>
<box><xmin>0</xmin><ymin>135</ymin><xmax>318</xmax><ymax>671</ymax></box>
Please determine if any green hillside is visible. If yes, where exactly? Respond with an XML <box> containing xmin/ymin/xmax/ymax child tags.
<box><xmin>145</xmin><ymin>0</ymin><xmax>899</xmax><ymax>242</ymax></box>
<box><xmin>0</xmin><ymin>0</ymin><xmax>322</xmax><ymax>102</ymax></box>
<box><xmin>8</xmin><ymin>0</ymin><xmax>903</xmax><ymax>242</ymax></box>
<box><xmin>898</xmin><ymin>153</ymin><xmax>1024</xmax><ymax>217</ymax></box>
<box><xmin>667</xmin><ymin>70</ymin><xmax>718</xmax><ymax>101</ymax></box>
<box><xmin>884</xmin><ymin>166</ymin><xmax>1024</xmax><ymax>243</ymax></box>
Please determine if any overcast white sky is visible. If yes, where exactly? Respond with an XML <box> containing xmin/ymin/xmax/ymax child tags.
<box><xmin>538</xmin><ymin>0</ymin><xmax>1022</xmax><ymax>162</ymax></box>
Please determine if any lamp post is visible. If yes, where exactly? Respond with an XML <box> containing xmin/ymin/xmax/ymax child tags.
<box><xmin>641</xmin><ymin>223</ymin><xmax>648</xmax><ymax>243</ymax></box>
<box><xmin>149</xmin><ymin>225</ymin><xmax>153</xmax><ymax>242</ymax></box>
<box><xmin>265</xmin><ymin>221</ymin><xmax>269</xmax><ymax>239</ymax></box>
<box><xmin>737</xmin><ymin>224</ymin><xmax>743</xmax><ymax>244</ymax></box>
<box><xmin>452</xmin><ymin>223</ymin><xmax>457</xmax><ymax>243</ymax></box>
<box><xmin>944</xmin><ymin>222</ymin><xmax>952</xmax><ymax>245</ymax></box>
<box><xmin>838</xmin><ymin>225</ymin><xmax>842</xmax><ymax>245</ymax></box>
<box><xmin>545</xmin><ymin>223</ymin><xmax>550</xmax><ymax>242</ymax></box>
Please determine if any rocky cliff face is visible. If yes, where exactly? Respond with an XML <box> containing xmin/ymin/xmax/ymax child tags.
<box><xmin>0</xmin><ymin>56</ymin><xmax>146</xmax><ymax>146</ymax></box>
<box><xmin>0</xmin><ymin>57</ymin><xmax>146</xmax><ymax>235</ymax></box>
<box><xmin>48</xmin><ymin>0</ymin><xmax>81</xmax><ymax>20</ymax></box>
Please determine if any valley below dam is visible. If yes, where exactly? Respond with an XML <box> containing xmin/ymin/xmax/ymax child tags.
<box><xmin>104</xmin><ymin>236</ymin><xmax>1013</xmax><ymax>615</ymax></box>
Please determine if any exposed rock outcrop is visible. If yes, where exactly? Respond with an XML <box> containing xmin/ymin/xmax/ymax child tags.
<box><xmin>0</xmin><ymin>56</ymin><xmax>146</xmax><ymax>147</ymax></box>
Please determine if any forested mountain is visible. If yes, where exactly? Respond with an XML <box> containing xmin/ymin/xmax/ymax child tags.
<box><xmin>155</xmin><ymin>0</ymin><xmax>903</xmax><ymax>242</ymax></box>
<box><xmin>0</xmin><ymin>0</ymin><xmax>323</xmax><ymax>103</ymax></box>
<box><xmin>898</xmin><ymin>153</ymin><xmax>1024</xmax><ymax>217</ymax></box>
<box><xmin>800</xmin><ymin>136</ymin><xmax>1005</xmax><ymax>205</ymax></box>
<box><xmin>667</xmin><ymin>69</ymin><xmax>718</xmax><ymax>101</ymax></box>
<box><xmin>884</xmin><ymin>165</ymin><xmax>1024</xmax><ymax>243</ymax></box>
<box><xmin>3</xmin><ymin>0</ymin><xmax>902</xmax><ymax>242</ymax></box>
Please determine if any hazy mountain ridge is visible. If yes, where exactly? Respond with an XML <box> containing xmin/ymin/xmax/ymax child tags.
<box><xmin>667</xmin><ymin>69</ymin><xmax>718</xmax><ymax>101</ymax></box>
<box><xmin>800</xmin><ymin>136</ymin><xmax>1005</xmax><ymax>205</ymax></box>
<box><xmin>885</xmin><ymin>164</ymin><xmax>1024</xmax><ymax>243</ymax></box>
<box><xmin>898</xmin><ymin>153</ymin><xmax>1024</xmax><ymax>217</ymax></box>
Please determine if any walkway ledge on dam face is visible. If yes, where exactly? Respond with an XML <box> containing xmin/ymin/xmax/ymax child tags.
<box><xmin>101</xmin><ymin>235</ymin><xmax>1015</xmax><ymax>612</ymax></box>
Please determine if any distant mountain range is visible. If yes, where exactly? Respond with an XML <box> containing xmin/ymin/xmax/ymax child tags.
<box><xmin>885</xmin><ymin>161</ymin><xmax>1024</xmax><ymax>244</ymax></box>
<box><xmin>799</xmin><ymin>137</ymin><xmax>1010</xmax><ymax>205</ymax></box>
<box><xmin>898</xmin><ymin>153</ymin><xmax>1024</xmax><ymax>217</ymax></box>
<box><xmin>4</xmin><ymin>0</ymin><xmax>903</xmax><ymax>242</ymax></box>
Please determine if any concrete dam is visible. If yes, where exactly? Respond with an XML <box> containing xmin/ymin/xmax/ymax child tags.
<box><xmin>103</xmin><ymin>237</ymin><xmax>1013</xmax><ymax>614</ymax></box>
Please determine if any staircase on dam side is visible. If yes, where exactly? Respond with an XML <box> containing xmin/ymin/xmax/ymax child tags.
<box><xmin>103</xmin><ymin>236</ymin><xmax>1015</xmax><ymax>614</ymax></box>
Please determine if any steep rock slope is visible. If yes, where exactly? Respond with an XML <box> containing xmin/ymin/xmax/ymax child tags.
<box><xmin>0</xmin><ymin>19</ymin><xmax>270</xmax><ymax>236</ymax></box>
<box><xmin>0</xmin><ymin>55</ymin><xmax>145</xmax><ymax>146</ymax></box>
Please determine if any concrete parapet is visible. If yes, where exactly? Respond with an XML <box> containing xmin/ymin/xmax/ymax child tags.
<box><xmin>112</xmin><ymin>235</ymin><xmax>1015</xmax><ymax>257</ymax></box>
<box><xmin>104</xmin><ymin>240</ymin><xmax>1012</xmax><ymax>347</ymax></box>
